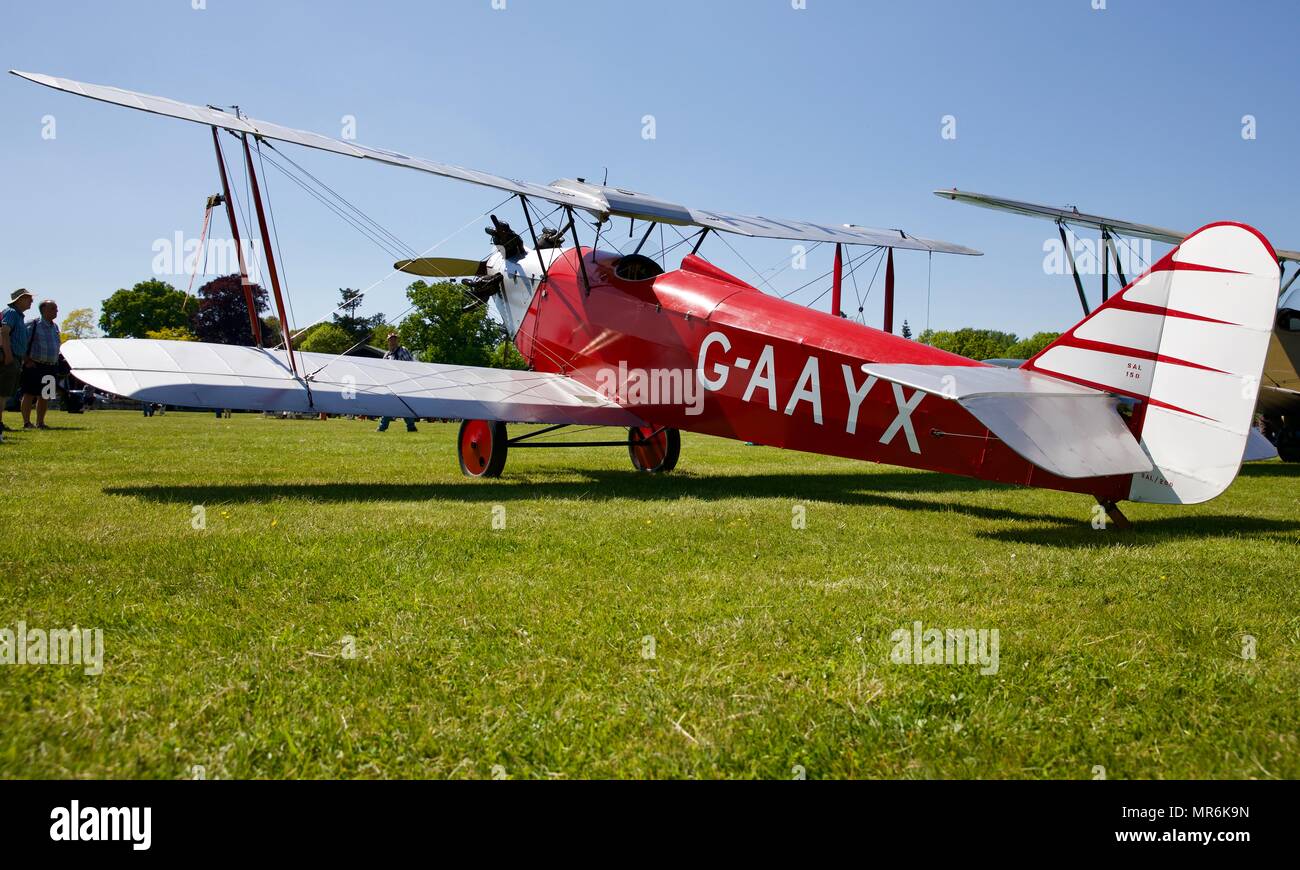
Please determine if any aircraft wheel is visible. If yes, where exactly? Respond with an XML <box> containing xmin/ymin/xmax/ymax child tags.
<box><xmin>1276</xmin><ymin>422</ymin><xmax>1300</xmax><ymax>462</ymax></box>
<box><xmin>628</xmin><ymin>426</ymin><xmax>680</xmax><ymax>473</ymax></box>
<box><xmin>458</xmin><ymin>419</ymin><xmax>508</xmax><ymax>478</ymax></box>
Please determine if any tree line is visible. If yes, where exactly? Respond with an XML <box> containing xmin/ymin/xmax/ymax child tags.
<box><xmin>914</xmin><ymin>327</ymin><xmax>1061</xmax><ymax>361</ymax></box>
<box><xmin>89</xmin><ymin>275</ymin><xmax>526</xmax><ymax>369</ymax></box>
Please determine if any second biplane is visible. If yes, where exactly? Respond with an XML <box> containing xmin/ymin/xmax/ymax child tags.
<box><xmin>936</xmin><ymin>188</ymin><xmax>1300</xmax><ymax>463</ymax></box>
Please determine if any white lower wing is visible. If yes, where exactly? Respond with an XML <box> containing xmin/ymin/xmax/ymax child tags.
<box><xmin>861</xmin><ymin>363</ymin><xmax>1153</xmax><ymax>479</ymax></box>
<box><xmin>63</xmin><ymin>338</ymin><xmax>641</xmax><ymax>427</ymax></box>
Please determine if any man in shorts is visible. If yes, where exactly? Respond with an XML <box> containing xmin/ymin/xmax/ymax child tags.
<box><xmin>20</xmin><ymin>298</ymin><xmax>61</xmax><ymax>430</ymax></box>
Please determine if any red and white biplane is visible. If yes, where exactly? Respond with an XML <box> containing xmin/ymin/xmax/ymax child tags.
<box><xmin>13</xmin><ymin>72</ymin><xmax>1283</xmax><ymax>525</ymax></box>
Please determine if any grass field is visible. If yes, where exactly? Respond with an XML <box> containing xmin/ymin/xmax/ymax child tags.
<box><xmin>0</xmin><ymin>409</ymin><xmax>1297</xmax><ymax>779</ymax></box>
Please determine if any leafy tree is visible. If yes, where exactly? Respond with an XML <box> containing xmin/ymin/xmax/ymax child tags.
<box><xmin>369</xmin><ymin>323</ymin><xmax>399</xmax><ymax>349</ymax></box>
<box><xmin>1006</xmin><ymin>332</ymin><xmax>1061</xmax><ymax>360</ymax></box>
<box><xmin>289</xmin><ymin>321</ymin><xmax>322</xmax><ymax>346</ymax></box>
<box><xmin>192</xmin><ymin>274</ymin><xmax>270</xmax><ymax>346</ymax></box>
<box><xmin>145</xmin><ymin>326</ymin><xmax>198</xmax><ymax>342</ymax></box>
<box><xmin>99</xmin><ymin>280</ymin><xmax>195</xmax><ymax>338</ymax></box>
<box><xmin>297</xmin><ymin>322</ymin><xmax>356</xmax><ymax>355</ymax></box>
<box><xmin>489</xmin><ymin>340</ymin><xmax>528</xmax><ymax>371</ymax></box>
<box><xmin>900</xmin><ymin>320</ymin><xmax>912</xmax><ymax>340</ymax></box>
<box><xmin>918</xmin><ymin>328</ymin><xmax>1019</xmax><ymax>361</ymax></box>
<box><xmin>260</xmin><ymin>316</ymin><xmax>284</xmax><ymax>349</ymax></box>
<box><xmin>398</xmin><ymin>280</ymin><xmax>506</xmax><ymax>367</ymax></box>
<box><xmin>332</xmin><ymin>288</ymin><xmax>387</xmax><ymax>343</ymax></box>
<box><xmin>60</xmin><ymin>307</ymin><xmax>98</xmax><ymax>342</ymax></box>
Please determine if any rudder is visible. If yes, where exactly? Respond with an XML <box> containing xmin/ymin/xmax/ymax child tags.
<box><xmin>1024</xmin><ymin>222</ymin><xmax>1280</xmax><ymax>504</ymax></box>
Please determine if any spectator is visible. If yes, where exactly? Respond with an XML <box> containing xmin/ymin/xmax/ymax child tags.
<box><xmin>21</xmin><ymin>298</ymin><xmax>61</xmax><ymax>430</ymax></box>
<box><xmin>0</xmin><ymin>289</ymin><xmax>34</xmax><ymax>442</ymax></box>
<box><xmin>376</xmin><ymin>332</ymin><xmax>418</xmax><ymax>433</ymax></box>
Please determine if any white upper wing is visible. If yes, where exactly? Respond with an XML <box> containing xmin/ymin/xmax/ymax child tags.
<box><xmin>934</xmin><ymin>188</ymin><xmax>1300</xmax><ymax>263</ymax></box>
<box><xmin>10</xmin><ymin>70</ymin><xmax>604</xmax><ymax>215</ymax></box>
<box><xmin>63</xmin><ymin>338</ymin><xmax>641</xmax><ymax>427</ymax></box>
<box><xmin>10</xmin><ymin>70</ymin><xmax>980</xmax><ymax>254</ymax></box>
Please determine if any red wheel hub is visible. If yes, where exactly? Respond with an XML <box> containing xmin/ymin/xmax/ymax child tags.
<box><xmin>630</xmin><ymin>427</ymin><xmax>667</xmax><ymax>468</ymax></box>
<box><xmin>460</xmin><ymin>419</ymin><xmax>494</xmax><ymax>476</ymax></box>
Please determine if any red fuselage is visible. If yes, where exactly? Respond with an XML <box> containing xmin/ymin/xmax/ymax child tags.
<box><xmin>516</xmin><ymin>248</ymin><xmax>1130</xmax><ymax>501</ymax></box>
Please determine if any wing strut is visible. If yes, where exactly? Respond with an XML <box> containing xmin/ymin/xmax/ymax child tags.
<box><xmin>210</xmin><ymin>126</ymin><xmax>263</xmax><ymax>346</ymax></box>
<box><xmin>1106</xmin><ymin>234</ymin><xmax>1128</xmax><ymax>287</ymax></box>
<box><xmin>883</xmin><ymin>247</ymin><xmax>895</xmax><ymax>333</ymax></box>
<box><xmin>1056</xmin><ymin>221</ymin><xmax>1092</xmax><ymax>316</ymax></box>
<box><xmin>631</xmin><ymin>221</ymin><xmax>656</xmax><ymax>256</ymax></box>
<box><xmin>240</xmin><ymin>132</ymin><xmax>298</xmax><ymax>377</ymax></box>
<box><xmin>1100</xmin><ymin>228</ymin><xmax>1110</xmax><ymax>303</ymax></box>
<box><xmin>690</xmin><ymin>228</ymin><xmax>710</xmax><ymax>256</ymax></box>
<box><xmin>1283</xmin><ymin>263</ymin><xmax>1300</xmax><ymax>298</ymax></box>
<box><xmin>830</xmin><ymin>243</ymin><xmax>843</xmax><ymax>318</ymax></box>
<box><xmin>565</xmin><ymin>207</ymin><xmax>592</xmax><ymax>296</ymax></box>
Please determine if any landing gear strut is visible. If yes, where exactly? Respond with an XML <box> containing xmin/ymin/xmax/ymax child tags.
<box><xmin>1097</xmin><ymin>499</ymin><xmax>1132</xmax><ymax>530</ymax></box>
<box><xmin>455</xmin><ymin>421</ymin><xmax>681</xmax><ymax>477</ymax></box>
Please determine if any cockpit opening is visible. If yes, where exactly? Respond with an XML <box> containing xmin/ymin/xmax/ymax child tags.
<box><xmin>613</xmin><ymin>254</ymin><xmax>664</xmax><ymax>282</ymax></box>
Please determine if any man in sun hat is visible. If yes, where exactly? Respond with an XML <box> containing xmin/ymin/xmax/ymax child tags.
<box><xmin>0</xmin><ymin>288</ymin><xmax>34</xmax><ymax>443</ymax></box>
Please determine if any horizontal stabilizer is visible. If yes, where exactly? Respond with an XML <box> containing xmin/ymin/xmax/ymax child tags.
<box><xmin>861</xmin><ymin>363</ymin><xmax>1152</xmax><ymax>479</ymax></box>
<box><xmin>62</xmin><ymin>338</ymin><xmax>641</xmax><ymax>427</ymax></box>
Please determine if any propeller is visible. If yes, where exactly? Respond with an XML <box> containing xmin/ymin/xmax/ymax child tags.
<box><xmin>393</xmin><ymin>257</ymin><xmax>487</xmax><ymax>278</ymax></box>
<box><xmin>394</xmin><ymin>215</ymin><xmax>533</xmax><ymax>277</ymax></box>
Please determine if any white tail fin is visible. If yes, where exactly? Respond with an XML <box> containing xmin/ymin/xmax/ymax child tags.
<box><xmin>1025</xmin><ymin>223</ymin><xmax>1280</xmax><ymax>504</ymax></box>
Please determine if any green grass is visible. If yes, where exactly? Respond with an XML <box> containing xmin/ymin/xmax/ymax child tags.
<box><xmin>1</xmin><ymin>410</ymin><xmax>1297</xmax><ymax>779</ymax></box>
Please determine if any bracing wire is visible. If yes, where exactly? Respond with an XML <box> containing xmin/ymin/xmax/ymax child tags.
<box><xmin>926</xmin><ymin>251</ymin><xmax>933</xmax><ymax>334</ymax></box>
<box><xmin>262</xmin><ymin>141</ymin><xmax>418</xmax><ymax>260</ymax></box>
<box><xmin>786</xmin><ymin>245</ymin><xmax>877</xmax><ymax>302</ymax></box>
<box><xmin>713</xmin><ymin>230</ymin><xmax>782</xmax><ymax>294</ymax></box>
<box><xmin>257</xmin><ymin>147</ymin><xmax>412</xmax><ymax>261</ymax></box>
<box><xmin>293</xmin><ymin>194</ymin><xmax>517</xmax><ymax>372</ymax></box>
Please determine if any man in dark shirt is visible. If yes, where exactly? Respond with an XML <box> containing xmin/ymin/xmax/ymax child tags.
<box><xmin>376</xmin><ymin>333</ymin><xmax>418</xmax><ymax>433</ymax></box>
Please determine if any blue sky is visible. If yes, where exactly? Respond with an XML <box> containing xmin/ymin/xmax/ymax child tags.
<box><xmin>3</xmin><ymin>0</ymin><xmax>1296</xmax><ymax>338</ymax></box>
